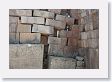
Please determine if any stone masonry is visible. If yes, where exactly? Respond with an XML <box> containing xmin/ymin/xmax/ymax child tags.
<box><xmin>9</xmin><ymin>9</ymin><xmax>99</xmax><ymax>69</ymax></box>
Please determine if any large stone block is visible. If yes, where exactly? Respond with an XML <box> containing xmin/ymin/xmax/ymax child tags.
<box><xmin>17</xmin><ymin>24</ymin><xmax>31</xmax><ymax>33</ymax></box>
<box><xmin>48</xmin><ymin>37</ymin><xmax>67</xmax><ymax>46</ymax></box>
<box><xmin>48</xmin><ymin>56</ymin><xmax>76</xmax><ymax>69</ymax></box>
<box><xmin>68</xmin><ymin>38</ymin><xmax>78</xmax><ymax>47</ymax></box>
<box><xmin>65</xmin><ymin>17</ymin><xmax>74</xmax><ymax>25</ymax></box>
<box><xmin>87</xmin><ymin>30</ymin><xmax>99</xmax><ymax>39</ymax></box>
<box><xmin>88</xmin><ymin>39</ymin><xmax>99</xmax><ymax>48</ymax></box>
<box><xmin>46</xmin><ymin>19</ymin><xmax>66</xmax><ymax>30</ymax></box>
<box><xmin>48</xmin><ymin>9</ymin><xmax>61</xmax><ymax>14</ymax></box>
<box><xmin>9</xmin><ymin>17</ymin><xmax>19</xmax><ymax>23</ymax></box>
<box><xmin>9</xmin><ymin>44</ymin><xmax>44</xmax><ymax>69</ymax></box>
<box><xmin>9</xmin><ymin>23</ymin><xmax>18</xmax><ymax>33</ymax></box>
<box><xmin>9</xmin><ymin>9</ymin><xmax>32</xmax><ymax>16</ymax></box>
<box><xmin>33</xmin><ymin>10</ymin><xmax>54</xmax><ymax>19</ymax></box>
<box><xmin>48</xmin><ymin>44</ymin><xmax>64</xmax><ymax>56</ymax></box>
<box><xmin>81</xmin><ymin>32</ymin><xmax>87</xmax><ymax>40</ymax></box>
<box><xmin>58</xmin><ymin>30</ymin><xmax>67</xmax><ymax>38</ymax></box>
<box><xmin>85</xmin><ymin>22</ymin><xmax>93</xmax><ymax>31</ymax></box>
<box><xmin>9</xmin><ymin>33</ymin><xmax>19</xmax><ymax>43</ymax></box>
<box><xmin>32</xmin><ymin>24</ymin><xmax>54</xmax><ymax>35</ymax></box>
<box><xmin>80</xmin><ymin>40</ymin><xmax>88</xmax><ymax>48</ymax></box>
<box><xmin>56</xmin><ymin>15</ymin><xmax>66</xmax><ymax>21</ymax></box>
<box><xmin>21</xmin><ymin>16</ymin><xmax>44</xmax><ymax>24</ymax></box>
<box><xmin>20</xmin><ymin>33</ymin><xmax>41</xmax><ymax>43</ymax></box>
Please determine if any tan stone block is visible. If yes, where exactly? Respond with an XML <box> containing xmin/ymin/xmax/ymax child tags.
<box><xmin>20</xmin><ymin>33</ymin><xmax>41</xmax><ymax>43</ymax></box>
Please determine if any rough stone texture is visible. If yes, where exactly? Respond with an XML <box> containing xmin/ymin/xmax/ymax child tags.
<box><xmin>48</xmin><ymin>9</ymin><xmax>61</xmax><ymax>14</ymax></box>
<box><xmin>56</xmin><ymin>15</ymin><xmax>66</xmax><ymax>21</ymax></box>
<box><xmin>9</xmin><ymin>17</ymin><xmax>19</xmax><ymax>23</ymax></box>
<box><xmin>87</xmin><ymin>30</ymin><xmax>99</xmax><ymax>39</ymax></box>
<box><xmin>59</xmin><ymin>30</ymin><xmax>67</xmax><ymax>38</ymax></box>
<box><xmin>76</xmin><ymin>61</ymin><xmax>84</xmax><ymax>67</ymax></box>
<box><xmin>41</xmin><ymin>35</ymin><xmax>48</xmax><ymax>45</ymax></box>
<box><xmin>33</xmin><ymin>10</ymin><xmax>54</xmax><ymax>19</ymax></box>
<box><xmin>80</xmin><ymin>40</ymin><xmax>88</xmax><ymax>48</ymax></box>
<box><xmin>76</xmin><ymin>56</ymin><xmax>84</xmax><ymax>61</ymax></box>
<box><xmin>66</xmin><ymin>17</ymin><xmax>74</xmax><ymax>25</ymax></box>
<box><xmin>32</xmin><ymin>24</ymin><xmax>54</xmax><ymax>35</ymax></box>
<box><xmin>9</xmin><ymin>44</ymin><xmax>44</xmax><ymax>69</ymax></box>
<box><xmin>20</xmin><ymin>33</ymin><xmax>41</xmax><ymax>43</ymax></box>
<box><xmin>17</xmin><ymin>24</ymin><xmax>31</xmax><ymax>32</ymax></box>
<box><xmin>81</xmin><ymin>32</ymin><xmax>87</xmax><ymax>40</ymax></box>
<box><xmin>21</xmin><ymin>16</ymin><xmax>44</xmax><ymax>24</ymax></box>
<box><xmin>46</xmin><ymin>19</ymin><xmax>66</xmax><ymax>30</ymax></box>
<box><xmin>9</xmin><ymin>23</ymin><xmax>18</xmax><ymax>33</ymax></box>
<box><xmin>9</xmin><ymin>9</ymin><xmax>32</xmax><ymax>16</ymax></box>
<box><xmin>9</xmin><ymin>33</ymin><xmax>19</xmax><ymax>44</ymax></box>
<box><xmin>48</xmin><ymin>44</ymin><xmax>64</xmax><ymax>57</ymax></box>
<box><xmin>68</xmin><ymin>38</ymin><xmax>78</xmax><ymax>47</ymax></box>
<box><xmin>48</xmin><ymin>37</ymin><xmax>67</xmax><ymax>46</ymax></box>
<box><xmin>48</xmin><ymin>56</ymin><xmax>76</xmax><ymax>69</ymax></box>
<box><xmin>88</xmin><ymin>39</ymin><xmax>99</xmax><ymax>48</ymax></box>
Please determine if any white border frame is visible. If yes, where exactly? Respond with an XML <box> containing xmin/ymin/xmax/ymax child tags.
<box><xmin>0</xmin><ymin>0</ymin><xmax>108</xmax><ymax>78</ymax></box>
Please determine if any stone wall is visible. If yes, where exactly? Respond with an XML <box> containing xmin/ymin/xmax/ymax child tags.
<box><xmin>9</xmin><ymin>9</ymin><xmax>98</xmax><ymax>69</ymax></box>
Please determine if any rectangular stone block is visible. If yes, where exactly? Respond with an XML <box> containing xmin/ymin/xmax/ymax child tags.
<box><xmin>46</xmin><ymin>19</ymin><xmax>66</xmax><ymax>30</ymax></box>
<box><xmin>9</xmin><ymin>9</ymin><xmax>32</xmax><ymax>16</ymax></box>
<box><xmin>78</xmin><ymin>48</ymin><xmax>88</xmax><ymax>56</ymax></box>
<box><xmin>85</xmin><ymin>22</ymin><xmax>93</xmax><ymax>31</ymax></box>
<box><xmin>21</xmin><ymin>16</ymin><xmax>44</xmax><ymax>24</ymax></box>
<box><xmin>32</xmin><ymin>24</ymin><xmax>54</xmax><ymax>35</ymax></box>
<box><xmin>20</xmin><ymin>33</ymin><xmax>41</xmax><ymax>43</ymax></box>
<box><xmin>63</xmin><ymin>46</ymin><xmax>78</xmax><ymax>58</ymax></box>
<box><xmin>81</xmin><ymin>32</ymin><xmax>87</xmax><ymax>40</ymax></box>
<box><xmin>48</xmin><ymin>37</ymin><xmax>67</xmax><ymax>46</ymax></box>
<box><xmin>88</xmin><ymin>39</ymin><xmax>99</xmax><ymax>48</ymax></box>
<box><xmin>9</xmin><ymin>33</ymin><xmax>19</xmax><ymax>44</ymax></box>
<box><xmin>88</xmin><ymin>49</ymin><xmax>99</xmax><ymax>69</ymax></box>
<box><xmin>56</xmin><ymin>15</ymin><xmax>66</xmax><ymax>21</ymax></box>
<box><xmin>68</xmin><ymin>38</ymin><xmax>78</xmax><ymax>47</ymax></box>
<box><xmin>9</xmin><ymin>17</ymin><xmax>19</xmax><ymax>23</ymax></box>
<box><xmin>79</xmin><ymin>25</ymin><xmax>85</xmax><ymax>32</ymax></box>
<box><xmin>48</xmin><ymin>56</ymin><xmax>76</xmax><ymax>69</ymax></box>
<box><xmin>58</xmin><ymin>30</ymin><xmax>67</xmax><ymax>38</ymax></box>
<box><xmin>33</xmin><ymin>10</ymin><xmax>54</xmax><ymax>19</ymax></box>
<box><xmin>76</xmin><ymin>61</ymin><xmax>84</xmax><ymax>67</ymax></box>
<box><xmin>9</xmin><ymin>44</ymin><xmax>44</xmax><ymax>69</ymax></box>
<box><xmin>87</xmin><ymin>30</ymin><xmax>99</xmax><ymax>39</ymax></box>
<box><xmin>9</xmin><ymin>23</ymin><xmax>17</xmax><ymax>33</ymax></box>
<box><xmin>48</xmin><ymin>44</ymin><xmax>64</xmax><ymax>57</ymax></box>
<box><xmin>48</xmin><ymin>9</ymin><xmax>61</xmax><ymax>14</ymax></box>
<box><xmin>17</xmin><ymin>24</ymin><xmax>31</xmax><ymax>33</ymax></box>
<box><xmin>41</xmin><ymin>35</ymin><xmax>48</xmax><ymax>45</ymax></box>
<box><xmin>80</xmin><ymin>40</ymin><xmax>88</xmax><ymax>48</ymax></box>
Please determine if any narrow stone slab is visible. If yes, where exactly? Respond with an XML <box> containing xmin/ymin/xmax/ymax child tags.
<box><xmin>9</xmin><ymin>44</ymin><xmax>44</xmax><ymax>69</ymax></box>
<box><xmin>48</xmin><ymin>56</ymin><xmax>76</xmax><ymax>69</ymax></box>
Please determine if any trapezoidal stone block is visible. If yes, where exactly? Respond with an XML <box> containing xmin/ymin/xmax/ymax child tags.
<box><xmin>9</xmin><ymin>44</ymin><xmax>44</xmax><ymax>69</ymax></box>
<box><xmin>9</xmin><ymin>9</ymin><xmax>32</xmax><ymax>16</ymax></box>
<box><xmin>21</xmin><ymin>16</ymin><xmax>44</xmax><ymax>24</ymax></box>
<box><xmin>48</xmin><ymin>56</ymin><xmax>76</xmax><ymax>69</ymax></box>
<box><xmin>32</xmin><ymin>24</ymin><xmax>54</xmax><ymax>35</ymax></box>
<box><xmin>20</xmin><ymin>33</ymin><xmax>41</xmax><ymax>44</ymax></box>
<box><xmin>33</xmin><ymin>10</ymin><xmax>54</xmax><ymax>19</ymax></box>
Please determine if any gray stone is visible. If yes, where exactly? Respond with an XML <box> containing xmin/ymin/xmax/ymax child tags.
<box><xmin>9</xmin><ymin>44</ymin><xmax>44</xmax><ymax>69</ymax></box>
<box><xmin>9</xmin><ymin>33</ymin><xmax>19</xmax><ymax>43</ymax></box>
<box><xmin>48</xmin><ymin>56</ymin><xmax>76</xmax><ymax>69</ymax></box>
<box><xmin>76</xmin><ymin>56</ymin><xmax>84</xmax><ymax>61</ymax></box>
<box><xmin>76</xmin><ymin>61</ymin><xmax>84</xmax><ymax>67</ymax></box>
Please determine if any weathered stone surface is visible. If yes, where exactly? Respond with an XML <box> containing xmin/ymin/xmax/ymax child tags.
<box><xmin>85</xmin><ymin>22</ymin><xmax>93</xmax><ymax>31</ymax></box>
<box><xmin>68</xmin><ymin>38</ymin><xmax>78</xmax><ymax>47</ymax></box>
<box><xmin>41</xmin><ymin>35</ymin><xmax>48</xmax><ymax>45</ymax></box>
<box><xmin>20</xmin><ymin>33</ymin><xmax>41</xmax><ymax>43</ymax></box>
<box><xmin>87</xmin><ymin>30</ymin><xmax>99</xmax><ymax>39</ymax></box>
<box><xmin>32</xmin><ymin>24</ymin><xmax>54</xmax><ymax>35</ymax></box>
<box><xmin>9</xmin><ymin>23</ymin><xmax>18</xmax><ymax>33</ymax></box>
<box><xmin>88</xmin><ymin>49</ymin><xmax>99</xmax><ymax>69</ymax></box>
<box><xmin>33</xmin><ymin>10</ymin><xmax>54</xmax><ymax>19</ymax></box>
<box><xmin>48</xmin><ymin>37</ymin><xmax>67</xmax><ymax>46</ymax></box>
<box><xmin>9</xmin><ymin>44</ymin><xmax>44</xmax><ymax>69</ymax></box>
<box><xmin>48</xmin><ymin>44</ymin><xmax>64</xmax><ymax>56</ymax></box>
<box><xmin>48</xmin><ymin>56</ymin><xmax>76</xmax><ymax>69</ymax></box>
<box><xmin>59</xmin><ymin>30</ymin><xmax>67</xmax><ymax>38</ymax></box>
<box><xmin>76</xmin><ymin>61</ymin><xmax>84</xmax><ymax>67</ymax></box>
<box><xmin>21</xmin><ymin>16</ymin><xmax>44</xmax><ymax>24</ymax></box>
<box><xmin>80</xmin><ymin>40</ymin><xmax>88</xmax><ymax>48</ymax></box>
<box><xmin>79</xmin><ymin>25</ymin><xmax>85</xmax><ymax>32</ymax></box>
<box><xmin>56</xmin><ymin>15</ymin><xmax>66</xmax><ymax>21</ymax></box>
<box><xmin>78</xmin><ymin>48</ymin><xmax>88</xmax><ymax>56</ymax></box>
<box><xmin>48</xmin><ymin>9</ymin><xmax>61</xmax><ymax>14</ymax></box>
<box><xmin>9</xmin><ymin>9</ymin><xmax>32</xmax><ymax>16</ymax></box>
<box><xmin>88</xmin><ymin>39</ymin><xmax>99</xmax><ymax>48</ymax></box>
<box><xmin>81</xmin><ymin>32</ymin><xmax>87</xmax><ymax>40</ymax></box>
<box><xmin>17</xmin><ymin>24</ymin><xmax>31</xmax><ymax>32</ymax></box>
<box><xmin>9</xmin><ymin>33</ymin><xmax>19</xmax><ymax>43</ymax></box>
<box><xmin>9</xmin><ymin>17</ymin><xmax>19</xmax><ymax>23</ymax></box>
<box><xmin>46</xmin><ymin>19</ymin><xmax>66</xmax><ymax>30</ymax></box>
<box><xmin>65</xmin><ymin>17</ymin><xmax>74</xmax><ymax>25</ymax></box>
